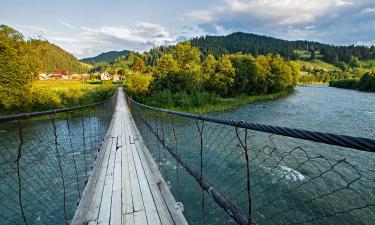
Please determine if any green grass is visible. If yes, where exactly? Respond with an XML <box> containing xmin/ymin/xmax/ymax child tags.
<box><xmin>295</xmin><ymin>59</ymin><xmax>340</xmax><ymax>71</ymax></box>
<box><xmin>165</xmin><ymin>91</ymin><xmax>292</xmax><ymax>114</ymax></box>
<box><xmin>34</xmin><ymin>80</ymin><xmax>102</xmax><ymax>91</ymax></box>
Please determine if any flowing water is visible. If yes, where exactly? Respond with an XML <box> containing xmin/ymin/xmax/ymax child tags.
<box><xmin>1</xmin><ymin>85</ymin><xmax>374</xmax><ymax>224</ymax></box>
<box><xmin>137</xmin><ymin>85</ymin><xmax>375</xmax><ymax>225</ymax></box>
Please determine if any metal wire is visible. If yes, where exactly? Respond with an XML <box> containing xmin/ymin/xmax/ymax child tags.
<box><xmin>126</xmin><ymin>93</ymin><xmax>375</xmax><ymax>225</ymax></box>
<box><xmin>0</xmin><ymin>92</ymin><xmax>116</xmax><ymax>225</ymax></box>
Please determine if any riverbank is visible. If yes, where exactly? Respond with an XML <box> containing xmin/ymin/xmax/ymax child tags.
<box><xmin>152</xmin><ymin>90</ymin><xmax>292</xmax><ymax>114</ymax></box>
<box><xmin>0</xmin><ymin>83</ymin><xmax>117</xmax><ymax>116</ymax></box>
<box><xmin>329</xmin><ymin>73</ymin><xmax>375</xmax><ymax>92</ymax></box>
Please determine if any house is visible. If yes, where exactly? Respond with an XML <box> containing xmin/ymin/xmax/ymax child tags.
<box><xmin>100</xmin><ymin>73</ymin><xmax>119</xmax><ymax>81</ymax></box>
<box><xmin>38</xmin><ymin>74</ymin><xmax>48</xmax><ymax>80</ymax></box>
<box><xmin>100</xmin><ymin>73</ymin><xmax>112</xmax><ymax>81</ymax></box>
<box><xmin>51</xmin><ymin>70</ymin><xmax>69</xmax><ymax>80</ymax></box>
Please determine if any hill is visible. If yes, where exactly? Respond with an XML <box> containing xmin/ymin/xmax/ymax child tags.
<box><xmin>190</xmin><ymin>32</ymin><xmax>375</xmax><ymax>65</ymax></box>
<box><xmin>30</xmin><ymin>39</ymin><xmax>89</xmax><ymax>73</ymax></box>
<box><xmin>81</xmin><ymin>50</ymin><xmax>130</xmax><ymax>64</ymax></box>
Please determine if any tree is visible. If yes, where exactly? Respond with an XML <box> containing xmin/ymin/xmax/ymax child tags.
<box><xmin>132</xmin><ymin>57</ymin><xmax>145</xmax><ymax>72</ymax></box>
<box><xmin>0</xmin><ymin>25</ymin><xmax>38</xmax><ymax>110</ymax></box>
<box><xmin>155</xmin><ymin>54</ymin><xmax>178</xmax><ymax>78</ymax></box>
<box><xmin>123</xmin><ymin>72</ymin><xmax>153</xmax><ymax>95</ymax></box>
<box><xmin>174</xmin><ymin>42</ymin><xmax>200</xmax><ymax>70</ymax></box>
<box><xmin>207</xmin><ymin>55</ymin><xmax>235</xmax><ymax>96</ymax></box>
<box><xmin>202</xmin><ymin>54</ymin><xmax>217</xmax><ymax>81</ymax></box>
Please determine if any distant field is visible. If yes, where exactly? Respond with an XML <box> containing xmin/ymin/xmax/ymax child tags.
<box><xmin>295</xmin><ymin>59</ymin><xmax>340</xmax><ymax>71</ymax></box>
<box><xmin>34</xmin><ymin>80</ymin><xmax>100</xmax><ymax>90</ymax></box>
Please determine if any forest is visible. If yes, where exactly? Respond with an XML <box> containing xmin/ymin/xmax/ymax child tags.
<box><xmin>190</xmin><ymin>32</ymin><xmax>375</xmax><ymax>65</ymax></box>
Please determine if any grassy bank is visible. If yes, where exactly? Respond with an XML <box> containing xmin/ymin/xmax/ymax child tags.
<box><xmin>137</xmin><ymin>90</ymin><xmax>292</xmax><ymax>115</ymax></box>
<box><xmin>0</xmin><ymin>81</ymin><xmax>117</xmax><ymax>115</ymax></box>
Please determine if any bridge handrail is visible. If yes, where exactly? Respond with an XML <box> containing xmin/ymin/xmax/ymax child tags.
<box><xmin>126</xmin><ymin>95</ymin><xmax>375</xmax><ymax>152</ymax></box>
<box><xmin>0</xmin><ymin>89</ymin><xmax>117</xmax><ymax>123</ymax></box>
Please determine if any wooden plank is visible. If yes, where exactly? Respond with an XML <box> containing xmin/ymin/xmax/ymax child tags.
<box><xmin>97</xmin><ymin>127</ymin><xmax>118</xmax><ymax>225</ymax></box>
<box><xmin>133</xmin><ymin>210</ymin><xmax>148</xmax><ymax>225</ymax></box>
<box><xmin>110</xmin><ymin>115</ymin><xmax>123</xmax><ymax>225</ymax></box>
<box><xmin>133</xmin><ymin>136</ymin><xmax>175</xmax><ymax>225</ymax></box>
<box><xmin>122</xmin><ymin>129</ymin><xmax>134</xmax><ymax>215</ymax></box>
<box><xmin>85</xmin><ymin>119</ymin><xmax>119</xmax><ymax>223</ymax></box>
<box><xmin>130</xmin><ymin>135</ymin><xmax>162</xmax><ymax>225</ymax></box>
<box><xmin>71</xmin><ymin>109</ymin><xmax>117</xmax><ymax>225</ymax></box>
<box><xmin>127</xmin><ymin>112</ymin><xmax>189</xmax><ymax>225</ymax></box>
<box><xmin>110</xmin><ymin>161</ymin><xmax>122</xmax><ymax>225</ymax></box>
<box><xmin>127</xmin><ymin>134</ymin><xmax>144</xmax><ymax>212</ymax></box>
<box><xmin>124</xmin><ymin>213</ymin><xmax>135</xmax><ymax>225</ymax></box>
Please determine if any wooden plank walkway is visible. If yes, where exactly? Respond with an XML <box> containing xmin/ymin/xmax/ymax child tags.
<box><xmin>72</xmin><ymin>88</ymin><xmax>188</xmax><ymax>225</ymax></box>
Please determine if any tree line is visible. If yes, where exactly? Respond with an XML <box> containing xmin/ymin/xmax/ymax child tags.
<box><xmin>123</xmin><ymin>42</ymin><xmax>299</xmax><ymax>108</ymax></box>
<box><xmin>190</xmin><ymin>32</ymin><xmax>375</xmax><ymax>66</ymax></box>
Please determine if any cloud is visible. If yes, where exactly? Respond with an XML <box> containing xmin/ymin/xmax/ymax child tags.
<box><xmin>18</xmin><ymin>22</ymin><xmax>182</xmax><ymax>58</ymax></box>
<box><xmin>183</xmin><ymin>0</ymin><xmax>375</xmax><ymax>46</ymax></box>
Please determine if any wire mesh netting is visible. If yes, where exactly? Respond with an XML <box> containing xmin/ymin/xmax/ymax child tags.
<box><xmin>127</xmin><ymin>95</ymin><xmax>375</xmax><ymax>225</ymax></box>
<box><xmin>0</xmin><ymin>94</ymin><xmax>116</xmax><ymax>225</ymax></box>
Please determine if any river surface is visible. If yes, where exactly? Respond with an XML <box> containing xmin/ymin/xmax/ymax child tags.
<box><xmin>136</xmin><ymin>85</ymin><xmax>375</xmax><ymax>225</ymax></box>
<box><xmin>219</xmin><ymin>85</ymin><xmax>375</xmax><ymax>139</ymax></box>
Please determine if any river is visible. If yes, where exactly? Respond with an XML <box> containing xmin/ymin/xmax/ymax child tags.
<box><xmin>139</xmin><ymin>85</ymin><xmax>375</xmax><ymax>225</ymax></box>
<box><xmin>219</xmin><ymin>85</ymin><xmax>375</xmax><ymax>139</ymax></box>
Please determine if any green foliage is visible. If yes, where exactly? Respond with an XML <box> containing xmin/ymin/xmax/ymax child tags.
<box><xmin>143</xmin><ymin>90</ymin><xmax>219</xmax><ymax>110</ymax></box>
<box><xmin>190</xmin><ymin>32</ymin><xmax>375</xmax><ymax>65</ymax></box>
<box><xmin>123</xmin><ymin>72</ymin><xmax>153</xmax><ymax>95</ymax></box>
<box><xmin>132</xmin><ymin>57</ymin><xmax>145</xmax><ymax>72</ymax></box>
<box><xmin>154</xmin><ymin>54</ymin><xmax>178</xmax><ymax>78</ymax></box>
<box><xmin>205</xmin><ymin>55</ymin><xmax>235</xmax><ymax>96</ymax></box>
<box><xmin>0</xmin><ymin>25</ymin><xmax>38</xmax><ymax>110</ymax></box>
<box><xmin>329</xmin><ymin>73</ymin><xmax>375</xmax><ymax>92</ymax></box>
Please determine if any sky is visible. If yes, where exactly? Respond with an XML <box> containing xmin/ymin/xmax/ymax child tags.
<box><xmin>1</xmin><ymin>0</ymin><xmax>375</xmax><ymax>59</ymax></box>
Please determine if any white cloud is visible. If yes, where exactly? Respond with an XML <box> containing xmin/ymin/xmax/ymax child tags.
<box><xmin>185</xmin><ymin>0</ymin><xmax>356</xmax><ymax>26</ymax></box>
<box><xmin>362</xmin><ymin>7</ymin><xmax>375</xmax><ymax>13</ymax></box>
<box><xmin>183</xmin><ymin>10</ymin><xmax>214</xmax><ymax>22</ymax></box>
<box><xmin>14</xmin><ymin>21</ymin><xmax>181</xmax><ymax>58</ymax></box>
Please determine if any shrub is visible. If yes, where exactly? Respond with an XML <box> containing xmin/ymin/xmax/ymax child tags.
<box><xmin>124</xmin><ymin>72</ymin><xmax>153</xmax><ymax>95</ymax></box>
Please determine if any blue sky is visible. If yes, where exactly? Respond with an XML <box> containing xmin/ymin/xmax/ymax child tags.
<box><xmin>1</xmin><ymin>0</ymin><xmax>375</xmax><ymax>58</ymax></box>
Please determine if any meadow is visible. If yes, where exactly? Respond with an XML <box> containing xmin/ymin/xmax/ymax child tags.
<box><xmin>34</xmin><ymin>80</ymin><xmax>102</xmax><ymax>90</ymax></box>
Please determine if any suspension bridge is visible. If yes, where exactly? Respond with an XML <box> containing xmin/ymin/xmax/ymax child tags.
<box><xmin>0</xmin><ymin>88</ymin><xmax>374</xmax><ymax>225</ymax></box>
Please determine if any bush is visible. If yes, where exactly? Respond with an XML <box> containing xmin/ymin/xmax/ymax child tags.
<box><xmin>124</xmin><ymin>72</ymin><xmax>153</xmax><ymax>95</ymax></box>
<box><xmin>30</xmin><ymin>87</ymin><xmax>62</xmax><ymax>111</ymax></box>
<box><xmin>173</xmin><ymin>92</ymin><xmax>192</xmax><ymax>108</ymax></box>
<box><xmin>358</xmin><ymin>73</ymin><xmax>375</xmax><ymax>92</ymax></box>
<box><xmin>329</xmin><ymin>79</ymin><xmax>358</xmax><ymax>89</ymax></box>
<box><xmin>191</xmin><ymin>91</ymin><xmax>219</xmax><ymax>107</ymax></box>
<box><xmin>145</xmin><ymin>90</ymin><xmax>174</xmax><ymax>108</ymax></box>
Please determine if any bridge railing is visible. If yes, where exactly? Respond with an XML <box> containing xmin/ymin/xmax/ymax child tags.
<box><xmin>126</xmin><ymin>93</ymin><xmax>375</xmax><ymax>225</ymax></box>
<box><xmin>0</xmin><ymin>91</ymin><xmax>117</xmax><ymax>225</ymax></box>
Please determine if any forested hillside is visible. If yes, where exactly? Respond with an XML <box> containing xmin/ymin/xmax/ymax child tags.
<box><xmin>30</xmin><ymin>39</ymin><xmax>89</xmax><ymax>73</ymax></box>
<box><xmin>190</xmin><ymin>32</ymin><xmax>375</xmax><ymax>65</ymax></box>
<box><xmin>81</xmin><ymin>50</ymin><xmax>130</xmax><ymax>64</ymax></box>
